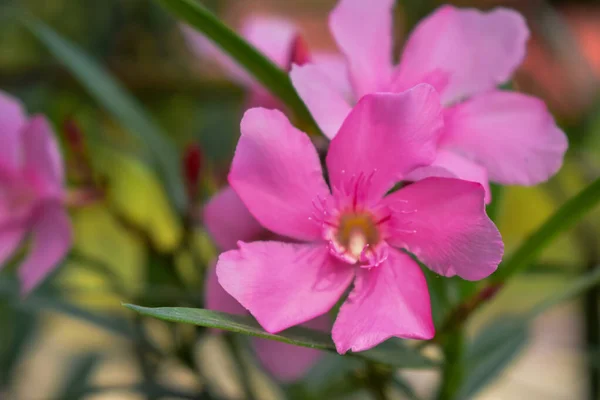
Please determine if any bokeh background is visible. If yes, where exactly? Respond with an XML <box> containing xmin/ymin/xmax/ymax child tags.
<box><xmin>1</xmin><ymin>0</ymin><xmax>600</xmax><ymax>399</ymax></box>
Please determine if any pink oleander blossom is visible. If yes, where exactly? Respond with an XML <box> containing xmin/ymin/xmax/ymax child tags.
<box><xmin>216</xmin><ymin>86</ymin><xmax>503</xmax><ymax>353</ymax></box>
<box><xmin>203</xmin><ymin>187</ymin><xmax>328</xmax><ymax>381</ymax></box>
<box><xmin>290</xmin><ymin>0</ymin><xmax>568</xmax><ymax>203</ymax></box>
<box><xmin>0</xmin><ymin>92</ymin><xmax>72</xmax><ymax>294</ymax></box>
<box><xmin>181</xmin><ymin>15</ymin><xmax>350</xmax><ymax>109</ymax></box>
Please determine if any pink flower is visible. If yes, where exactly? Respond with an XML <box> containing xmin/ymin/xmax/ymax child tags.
<box><xmin>203</xmin><ymin>187</ymin><xmax>328</xmax><ymax>381</ymax></box>
<box><xmin>216</xmin><ymin>86</ymin><xmax>503</xmax><ymax>353</ymax></box>
<box><xmin>0</xmin><ymin>92</ymin><xmax>72</xmax><ymax>294</ymax></box>
<box><xmin>181</xmin><ymin>16</ymin><xmax>350</xmax><ymax>109</ymax></box>
<box><xmin>291</xmin><ymin>1</ymin><xmax>568</xmax><ymax>202</ymax></box>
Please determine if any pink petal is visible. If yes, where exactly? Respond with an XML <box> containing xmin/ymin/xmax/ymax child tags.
<box><xmin>216</xmin><ymin>242</ymin><xmax>354</xmax><ymax>333</ymax></box>
<box><xmin>180</xmin><ymin>24</ymin><xmax>252</xmax><ymax>85</ymax></box>
<box><xmin>382</xmin><ymin>177</ymin><xmax>503</xmax><ymax>281</ymax></box>
<box><xmin>442</xmin><ymin>91</ymin><xmax>568</xmax><ymax>185</ymax></box>
<box><xmin>18</xmin><ymin>202</ymin><xmax>72</xmax><ymax>294</ymax></box>
<box><xmin>405</xmin><ymin>150</ymin><xmax>492</xmax><ymax>203</ymax></box>
<box><xmin>203</xmin><ymin>186</ymin><xmax>265</xmax><ymax>251</ymax></box>
<box><xmin>0</xmin><ymin>223</ymin><xmax>27</xmax><ymax>268</ymax></box>
<box><xmin>21</xmin><ymin>116</ymin><xmax>64</xmax><ymax>193</ymax></box>
<box><xmin>393</xmin><ymin>6</ymin><xmax>529</xmax><ymax>105</ymax></box>
<box><xmin>0</xmin><ymin>91</ymin><xmax>27</xmax><ymax>170</ymax></box>
<box><xmin>311</xmin><ymin>53</ymin><xmax>354</xmax><ymax>102</ymax></box>
<box><xmin>230</xmin><ymin>109</ymin><xmax>330</xmax><ymax>241</ymax></box>
<box><xmin>241</xmin><ymin>16</ymin><xmax>299</xmax><ymax>69</ymax></box>
<box><xmin>252</xmin><ymin>314</ymin><xmax>329</xmax><ymax>381</ymax></box>
<box><xmin>329</xmin><ymin>0</ymin><xmax>395</xmax><ymax>97</ymax></box>
<box><xmin>181</xmin><ymin>16</ymin><xmax>297</xmax><ymax>84</ymax></box>
<box><xmin>332</xmin><ymin>249</ymin><xmax>434</xmax><ymax>354</ymax></box>
<box><xmin>290</xmin><ymin>63</ymin><xmax>352</xmax><ymax>139</ymax></box>
<box><xmin>205</xmin><ymin>266</ymin><xmax>247</xmax><ymax>316</ymax></box>
<box><xmin>326</xmin><ymin>86</ymin><xmax>443</xmax><ymax>201</ymax></box>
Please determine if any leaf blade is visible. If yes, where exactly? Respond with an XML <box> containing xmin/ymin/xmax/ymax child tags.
<box><xmin>123</xmin><ymin>304</ymin><xmax>438</xmax><ymax>368</ymax></box>
<box><xmin>21</xmin><ymin>17</ymin><xmax>187</xmax><ymax>211</ymax></box>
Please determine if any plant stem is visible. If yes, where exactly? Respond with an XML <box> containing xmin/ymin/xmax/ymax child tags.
<box><xmin>436</xmin><ymin>328</ymin><xmax>465</xmax><ymax>400</ymax></box>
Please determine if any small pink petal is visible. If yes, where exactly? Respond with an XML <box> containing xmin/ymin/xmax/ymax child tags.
<box><xmin>18</xmin><ymin>202</ymin><xmax>72</xmax><ymax>294</ymax></box>
<box><xmin>382</xmin><ymin>177</ymin><xmax>503</xmax><ymax>281</ymax></box>
<box><xmin>329</xmin><ymin>0</ymin><xmax>395</xmax><ymax>97</ymax></box>
<box><xmin>405</xmin><ymin>150</ymin><xmax>492</xmax><ymax>203</ymax></box>
<box><xmin>0</xmin><ymin>91</ymin><xmax>27</xmax><ymax>170</ymax></box>
<box><xmin>443</xmin><ymin>91</ymin><xmax>568</xmax><ymax>185</ymax></box>
<box><xmin>311</xmin><ymin>53</ymin><xmax>354</xmax><ymax>102</ymax></box>
<box><xmin>0</xmin><ymin>223</ymin><xmax>27</xmax><ymax>268</ymax></box>
<box><xmin>230</xmin><ymin>109</ymin><xmax>331</xmax><ymax>241</ymax></box>
<box><xmin>326</xmin><ymin>86</ymin><xmax>443</xmax><ymax>201</ymax></box>
<box><xmin>216</xmin><ymin>242</ymin><xmax>354</xmax><ymax>333</ymax></box>
<box><xmin>205</xmin><ymin>266</ymin><xmax>247</xmax><ymax>316</ymax></box>
<box><xmin>21</xmin><ymin>116</ymin><xmax>65</xmax><ymax>193</ymax></box>
<box><xmin>180</xmin><ymin>24</ymin><xmax>252</xmax><ymax>85</ymax></box>
<box><xmin>288</xmin><ymin>34</ymin><xmax>312</xmax><ymax>67</ymax></box>
<box><xmin>251</xmin><ymin>314</ymin><xmax>329</xmax><ymax>381</ymax></box>
<box><xmin>182</xmin><ymin>16</ymin><xmax>297</xmax><ymax>84</ymax></box>
<box><xmin>332</xmin><ymin>249</ymin><xmax>434</xmax><ymax>354</ymax></box>
<box><xmin>290</xmin><ymin>63</ymin><xmax>352</xmax><ymax>139</ymax></box>
<box><xmin>393</xmin><ymin>6</ymin><xmax>529</xmax><ymax>105</ymax></box>
<box><xmin>241</xmin><ymin>16</ymin><xmax>299</xmax><ymax>69</ymax></box>
<box><xmin>203</xmin><ymin>186</ymin><xmax>265</xmax><ymax>251</ymax></box>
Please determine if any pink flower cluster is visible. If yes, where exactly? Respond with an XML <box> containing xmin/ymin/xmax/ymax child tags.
<box><xmin>0</xmin><ymin>92</ymin><xmax>72</xmax><ymax>294</ymax></box>
<box><xmin>188</xmin><ymin>0</ymin><xmax>568</xmax><ymax>379</ymax></box>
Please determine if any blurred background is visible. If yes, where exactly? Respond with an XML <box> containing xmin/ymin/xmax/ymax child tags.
<box><xmin>1</xmin><ymin>0</ymin><xmax>600</xmax><ymax>399</ymax></box>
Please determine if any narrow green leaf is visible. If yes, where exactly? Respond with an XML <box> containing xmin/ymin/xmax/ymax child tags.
<box><xmin>494</xmin><ymin>177</ymin><xmax>600</xmax><ymax>282</ymax></box>
<box><xmin>460</xmin><ymin>318</ymin><xmax>528</xmax><ymax>399</ymax></box>
<box><xmin>528</xmin><ymin>266</ymin><xmax>600</xmax><ymax>318</ymax></box>
<box><xmin>153</xmin><ymin>0</ymin><xmax>322</xmax><ymax>135</ymax></box>
<box><xmin>124</xmin><ymin>304</ymin><xmax>438</xmax><ymax>368</ymax></box>
<box><xmin>54</xmin><ymin>353</ymin><xmax>102</xmax><ymax>400</ymax></box>
<box><xmin>0</xmin><ymin>280</ymin><xmax>159</xmax><ymax>354</ymax></box>
<box><xmin>21</xmin><ymin>17</ymin><xmax>187</xmax><ymax>212</ymax></box>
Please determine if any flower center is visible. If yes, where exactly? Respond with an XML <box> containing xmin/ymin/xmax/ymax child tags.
<box><xmin>326</xmin><ymin>212</ymin><xmax>382</xmax><ymax>264</ymax></box>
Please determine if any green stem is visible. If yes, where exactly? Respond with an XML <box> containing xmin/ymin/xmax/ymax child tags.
<box><xmin>437</xmin><ymin>328</ymin><xmax>465</xmax><ymax>400</ymax></box>
<box><xmin>493</xmin><ymin>176</ymin><xmax>600</xmax><ymax>283</ymax></box>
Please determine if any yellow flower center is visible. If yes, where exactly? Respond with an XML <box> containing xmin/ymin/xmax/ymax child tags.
<box><xmin>336</xmin><ymin>213</ymin><xmax>380</xmax><ymax>260</ymax></box>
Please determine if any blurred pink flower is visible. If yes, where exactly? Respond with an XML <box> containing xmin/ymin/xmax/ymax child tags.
<box><xmin>291</xmin><ymin>0</ymin><xmax>568</xmax><ymax>202</ymax></box>
<box><xmin>203</xmin><ymin>187</ymin><xmax>328</xmax><ymax>382</ymax></box>
<box><xmin>181</xmin><ymin>15</ymin><xmax>350</xmax><ymax>109</ymax></box>
<box><xmin>217</xmin><ymin>86</ymin><xmax>503</xmax><ymax>353</ymax></box>
<box><xmin>0</xmin><ymin>92</ymin><xmax>72</xmax><ymax>294</ymax></box>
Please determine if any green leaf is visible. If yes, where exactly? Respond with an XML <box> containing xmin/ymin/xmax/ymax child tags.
<box><xmin>460</xmin><ymin>267</ymin><xmax>600</xmax><ymax>398</ymax></box>
<box><xmin>528</xmin><ymin>266</ymin><xmax>600</xmax><ymax>318</ymax></box>
<box><xmin>0</xmin><ymin>279</ymin><xmax>159</xmax><ymax>354</ymax></box>
<box><xmin>20</xmin><ymin>17</ymin><xmax>187</xmax><ymax>212</ymax></box>
<box><xmin>494</xmin><ymin>177</ymin><xmax>600</xmax><ymax>282</ymax></box>
<box><xmin>54</xmin><ymin>352</ymin><xmax>102</xmax><ymax>400</ymax></box>
<box><xmin>124</xmin><ymin>304</ymin><xmax>438</xmax><ymax>368</ymax></box>
<box><xmin>153</xmin><ymin>0</ymin><xmax>322</xmax><ymax>136</ymax></box>
<box><xmin>459</xmin><ymin>318</ymin><xmax>528</xmax><ymax>399</ymax></box>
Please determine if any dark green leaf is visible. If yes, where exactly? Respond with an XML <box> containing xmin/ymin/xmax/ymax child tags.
<box><xmin>21</xmin><ymin>17</ymin><xmax>187</xmax><ymax>212</ymax></box>
<box><xmin>528</xmin><ymin>266</ymin><xmax>600</xmax><ymax>318</ymax></box>
<box><xmin>459</xmin><ymin>318</ymin><xmax>528</xmax><ymax>399</ymax></box>
<box><xmin>54</xmin><ymin>352</ymin><xmax>102</xmax><ymax>400</ymax></box>
<box><xmin>153</xmin><ymin>0</ymin><xmax>322</xmax><ymax>136</ymax></box>
<box><xmin>124</xmin><ymin>304</ymin><xmax>438</xmax><ymax>368</ymax></box>
<box><xmin>0</xmin><ymin>302</ymin><xmax>38</xmax><ymax>388</ymax></box>
<box><xmin>494</xmin><ymin>177</ymin><xmax>600</xmax><ymax>282</ymax></box>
